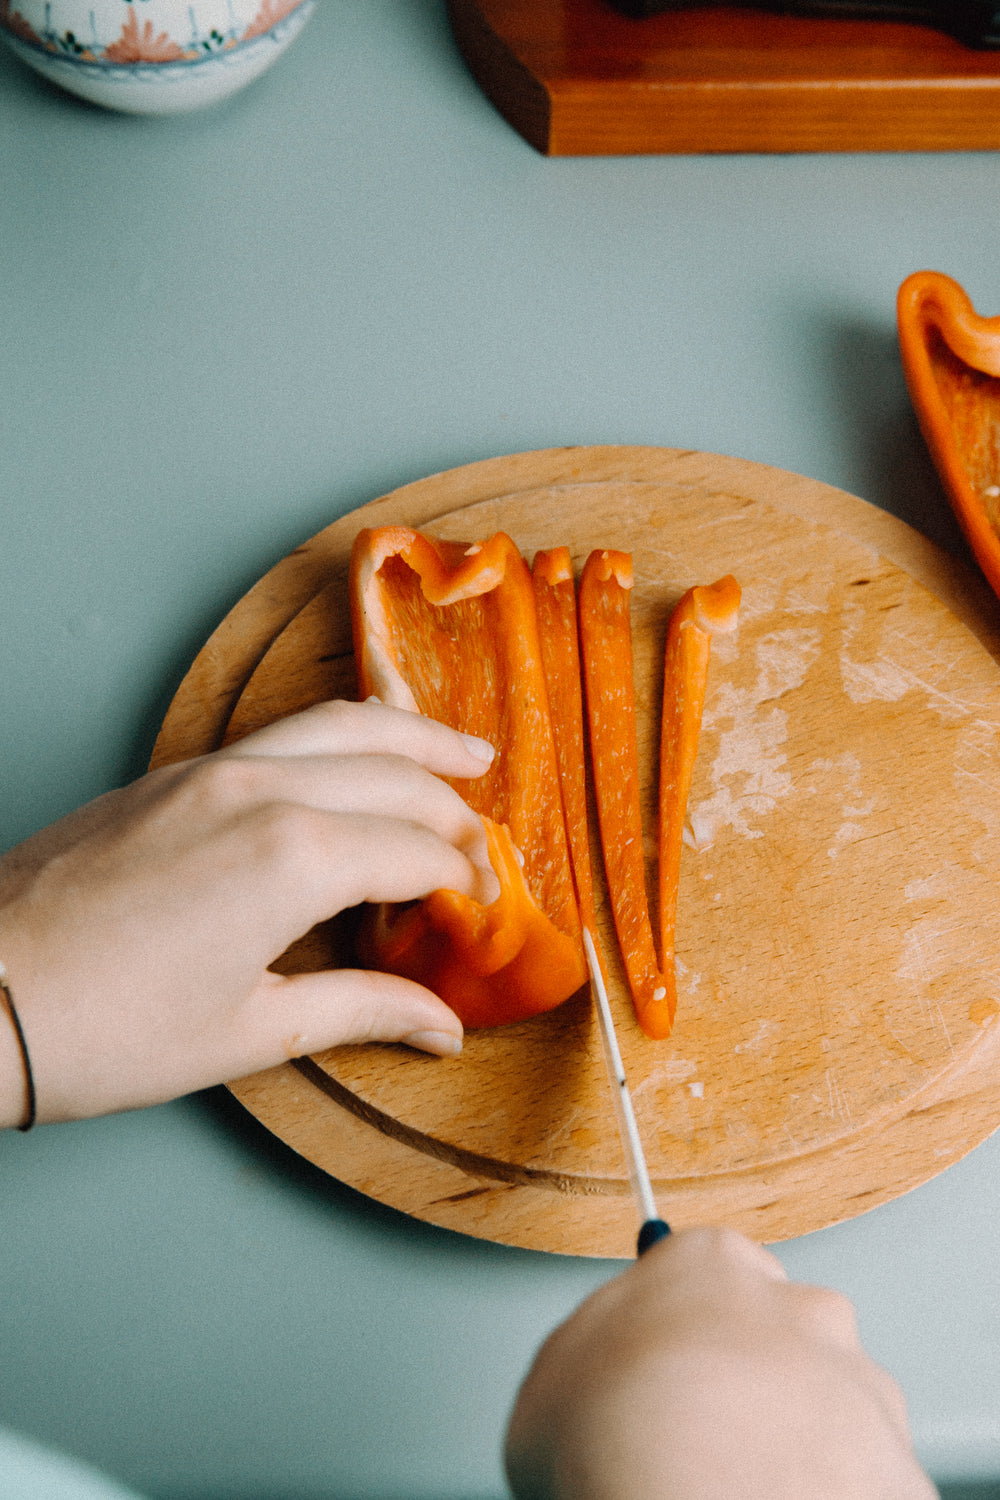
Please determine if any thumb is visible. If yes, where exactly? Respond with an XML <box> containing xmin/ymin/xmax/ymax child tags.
<box><xmin>246</xmin><ymin>967</ymin><xmax>465</xmax><ymax>1064</ymax></box>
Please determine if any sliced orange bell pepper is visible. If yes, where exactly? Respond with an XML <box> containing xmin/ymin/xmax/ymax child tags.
<box><xmin>578</xmin><ymin>549</ymin><xmax>668</xmax><ymax>1037</ymax></box>
<box><xmin>579</xmin><ymin>551</ymin><xmax>739</xmax><ymax>1040</ymax></box>
<box><xmin>658</xmin><ymin>575</ymin><xmax>741</xmax><ymax>997</ymax></box>
<box><xmin>531</xmin><ymin>547</ymin><xmax>600</xmax><ymax>942</ymax></box>
<box><xmin>350</xmin><ymin>526</ymin><xmax>585</xmax><ymax>1029</ymax></box>
<box><xmin>897</xmin><ymin>270</ymin><xmax>1000</xmax><ymax>602</ymax></box>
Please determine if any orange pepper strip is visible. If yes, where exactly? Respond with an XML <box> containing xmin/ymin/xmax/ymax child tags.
<box><xmin>580</xmin><ymin>553</ymin><xmax>740</xmax><ymax>1040</ymax></box>
<box><xmin>578</xmin><ymin>549</ymin><xmax>672</xmax><ymax>1038</ymax></box>
<box><xmin>531</xmin><ymin>547</ymin><xmax>600</xmax><ymax>941</ymax></box>
<box><xmin>658</xmin><ymin>577</ymin><xmax>741</xmax><ymax>995</ymax></box>
<box><xmin>350</xmin><ymin>526</ymin><xmax>585</xmax><ymax>1029</ymax></box>
<box><xmin>897</xmin><ymin>271</ymin><xmax>1000</xmax><ymax>602</ymax></box>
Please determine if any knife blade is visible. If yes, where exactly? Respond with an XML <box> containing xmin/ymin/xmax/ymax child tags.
<box><xmin>582</xmin><ymin>926</ymin><xmax>671</xmax><ymax>1256</ymax></box>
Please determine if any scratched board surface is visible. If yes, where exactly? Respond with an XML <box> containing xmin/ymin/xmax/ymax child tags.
<box><xmin>153</xmin><ymin>449</ymin><xmax>1000</xmax><ymax>1252</ymax></box>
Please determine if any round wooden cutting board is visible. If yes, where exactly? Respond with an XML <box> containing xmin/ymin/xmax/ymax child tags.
<box><xmin>151</xmin><ymin>447</ymin><xmax>1000</xmax><ymax>1256</ymax></box>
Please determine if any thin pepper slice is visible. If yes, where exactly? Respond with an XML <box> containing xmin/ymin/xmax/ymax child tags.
<box><xmin>658</xmin><ymin>576</ymin><xmax>741</xmax><ymax>999</ymax></box>
<box><xmin>578</xmin><ymin>549</ymin><xmax>670</xmax><ymax>1037</ymax></box>
<box><xmin>579</xmin><ymin>551</ymin><xmax>740</xmax><ymax>1039</ymax></box>
<box><xmin>350</xmin><ymin>526</ymin><xmax>585</xmax><ymax>1029</ymax></box>
<box><xmin>531</xmin><ymin>547</ymin><xmax>600</xmax><ymax>942</ymax></box>
<box><xmin>897</xmin><ymin>270</ymin><xmax>1000</xmax><ymax>602</ymax></box>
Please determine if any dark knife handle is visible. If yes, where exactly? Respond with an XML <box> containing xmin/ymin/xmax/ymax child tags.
<box><xmin>604</xmin><ymin>0</ymin><xmax>1000</xmax><ymax>48</ymax></box>
<box><xmin>637</xmin><ymin>1218</ymin><xmax>671</xmax><ymax>1254</ymax></box>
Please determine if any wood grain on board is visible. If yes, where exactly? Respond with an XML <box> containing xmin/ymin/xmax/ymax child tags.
<box><xmin>446</xmin><ymin>0</ymin><xmax>1000</xmax><ymax>155</ymax></box>
<box><xmin>151</xmin><ymin>447</ymin><xmax>1000</xmax><ymax>1256</ymax></box>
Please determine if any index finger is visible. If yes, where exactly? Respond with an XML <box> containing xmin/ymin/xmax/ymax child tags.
<box><xmin>221</xmin><ymin>699</ymin><xmax>495</xmax><ymax>779</ymax></box>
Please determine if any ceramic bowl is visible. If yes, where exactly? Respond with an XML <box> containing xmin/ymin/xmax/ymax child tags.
<box><xmin>0</xmin><ymin>0</ymin><xmax>315</xmax><ymax>113</ymax></box>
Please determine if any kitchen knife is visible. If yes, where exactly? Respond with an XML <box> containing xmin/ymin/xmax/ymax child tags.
<box><xmin>582</xmin><ymin>927</ymin><xmax>671</xmax><ymax>1256</ymax></box>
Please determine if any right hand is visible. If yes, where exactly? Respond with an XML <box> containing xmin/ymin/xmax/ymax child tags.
<box><xmin>505</xmin><ymin>1226</ymin><xmax>937</xmax><ymax>1500</ymax></box>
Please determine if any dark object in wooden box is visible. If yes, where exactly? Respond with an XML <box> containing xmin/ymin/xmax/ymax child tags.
<box><xmin>606</xmin><ymin>0</ymin><xmax>1000</xmax><ymax>47</ymax></box>
<box><xmin>447</xmin><ymin>0</ymin><xmax>1000</xmax><ymax>153</ymax></box>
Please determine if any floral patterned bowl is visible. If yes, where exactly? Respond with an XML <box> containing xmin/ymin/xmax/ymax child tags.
<box><xmin>0</xmin><ymin>0</ymin><xmax>315</xmax><ymax>113</ymax></box>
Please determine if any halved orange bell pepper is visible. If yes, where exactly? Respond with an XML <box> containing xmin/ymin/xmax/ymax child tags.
<box><xmin>897</xmin><ymin>270</ymin><xmax>1000</xmax><ymax>602</ymax></box>
<box><xmin>579</xmin><ymin>551</ymin><xmax>739</xmax><ymax>1039</ymax></box>
<box><xmin>350</xmin><ymin>526</ymin><xmax>586</xmax><ymax>1029</ymax></box>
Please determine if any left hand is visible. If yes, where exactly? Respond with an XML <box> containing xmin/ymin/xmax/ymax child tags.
<box><xmin>0</xmin><ymin>699</ymin><xmax>498</xmax><ymax>1126</ymax></box>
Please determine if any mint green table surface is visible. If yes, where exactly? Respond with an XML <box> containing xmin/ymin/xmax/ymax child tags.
<box><xmin>3</xmin><ymin>4</ymin><xmax>1000</xmax><ymax>1496</ymax></box>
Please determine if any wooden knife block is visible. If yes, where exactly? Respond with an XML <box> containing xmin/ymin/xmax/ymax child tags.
<box><xmin>447</xmin><ymin>0</ymin><xmax>1000</xmax><ymax>153</ymax></box>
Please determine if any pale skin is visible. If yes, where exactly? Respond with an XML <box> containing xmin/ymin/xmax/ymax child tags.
<box><xmin>0</xmin><ymin>698</ymin><xmax>498</xmax><ymax>1127</ymax></box>
<box><xmin>505</xmin><ymin>1226</ymin><xmax>938</xmax><ymax>1500</ymax></box>
<box><xmin>0</xmin><ymin>708</ymin><xmax>938</xmax><ymax>1496</ymax></box>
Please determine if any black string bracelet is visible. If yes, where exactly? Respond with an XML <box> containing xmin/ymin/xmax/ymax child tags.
<box><xmin>0</xmin><ymin>962</ymin><xmax>36</xmax><ymax>1131</ymax></box>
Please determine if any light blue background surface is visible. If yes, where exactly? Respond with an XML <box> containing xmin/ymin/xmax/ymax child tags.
<box><xmin>2</xmin><ymin>3</ymin><xmax>1000</xmax><ymax>1495</ymax></box>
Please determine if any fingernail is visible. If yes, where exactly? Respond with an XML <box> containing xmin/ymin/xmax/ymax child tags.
<box><xmin>402</xmin><ymin>1029</ymin><xmax>463</xmax><ymax>1058</ymax></box>
<box><xmin>461</xmin><ymin>733</ymin><xmax>495</xmax><ymax>764</ymax></box>
<box><xmin>365</xmin><ymin>694</ymin><xmax>382</xmax><ymax>705</ymax></box>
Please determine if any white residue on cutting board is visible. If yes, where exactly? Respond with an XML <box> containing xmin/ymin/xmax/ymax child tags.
<box><xmin>955</xmin><ymin>719</ymin><xmax>1000</xmax><ymax>852</ymax></box>
<box><xmin>811</xmin><ymin>751</ymin><xmax>877</xmax><ymax>858</ymax></box>
<box><xmin>823</xmin><ymin>1067</ymin><xmax>854</xmax><ymax>1129</ymax></box>
<box><xmin>839</xmin><ymin>653</ymin><xmax>912</xmax><ymax>705</ymax></box>
<box><xmin>674</xmin><ymin>955</ymin><xmax>702</xmax><ymax>993</ymax></box>
<box><xmin>733</xmin><ymin>1017</ymin><xmax>780</xmax><ymax>1055</ymax></box>
<box><xmin>839</xmin><ymin>593</ymin><xmax>991</xmax><ymax>723</ymax></box>
<box><xmin>754</xmin><ymin>626</ymin><xmax>823</xmax><ymax>700</ymax></box>
<box><xmin>686</xmin><ymin>626</ymin><xmax>820</xmax><ymax>845</ymax></box>
<box><xmin>890</xmin><ymin>860</ymin><xmax>1000</xmax><ymax>1054</ymax></box>
<box><xmin>895</xmin><ymin>912</ymin><xmax>959</xmax><ymax>995</ymax></box>
<box><xmin>898</xmin><ymin>864</ymin><xmax>999</xmax><ymax>1001</ymax></box>
<box><xmin>631</xmin><ymin>1058</ymin><xmax>699</xmax><ymax>1110</ymax></box>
